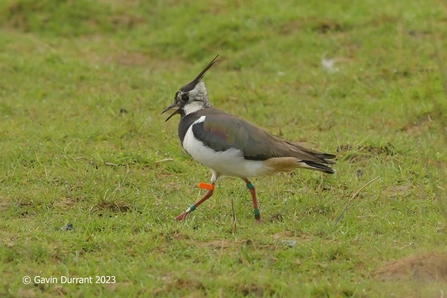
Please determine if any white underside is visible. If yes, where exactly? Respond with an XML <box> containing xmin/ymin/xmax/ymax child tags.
<box><xmin>183</xmin><ymin>116</ymin><xmax>274</xmax><ymax>180</ymax></box>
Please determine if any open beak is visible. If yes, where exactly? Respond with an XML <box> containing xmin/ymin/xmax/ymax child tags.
<box><xmin>161</xmin><ymin>102</ymin><xmax>180</xmax><ymax>122</ymax></box>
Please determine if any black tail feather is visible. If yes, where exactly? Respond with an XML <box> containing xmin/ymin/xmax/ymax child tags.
<box><xmin>303</xmin><ymin>160</ymin><xmax>335</xmax><ymax>174</ymax></box>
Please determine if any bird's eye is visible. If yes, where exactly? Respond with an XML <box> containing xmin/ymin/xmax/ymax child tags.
<box><xmin>181</xmin><ymin>93</ymin><xmax>189</xmax><ymax>102</ymax></box>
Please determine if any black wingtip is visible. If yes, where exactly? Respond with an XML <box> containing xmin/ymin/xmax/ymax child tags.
<box><xmin>314</xmin><ymin>153</ymin><xmax>336</xmax><ymax>165</ymax></box>
<box><xmin>303</xmin><ymin>160</ymin><xmax>335</xmax><ymax>174</ymax></box>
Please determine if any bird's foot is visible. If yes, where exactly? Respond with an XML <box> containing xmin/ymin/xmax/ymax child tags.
<box><xmin>255</xmin><ymin>218</ymin><xmax>263</xmax><ymax>224</ymax></box>
<box><xmin>175</xmin><ymin>212</ymin><xmax>188</xmax><ymax>221</ymax></box>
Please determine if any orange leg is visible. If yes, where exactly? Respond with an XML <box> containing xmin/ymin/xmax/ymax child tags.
<box><xmin>243</xmin><ymin>178</ymin><xmax>262</xmax><ymax>222</ymax></box>
<box><xmin>176</xmin><ymin>183</ymin><xmax>215</xmax><ymax>220</ymax></box>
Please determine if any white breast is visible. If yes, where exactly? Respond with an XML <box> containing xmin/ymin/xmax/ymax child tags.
<box><xmin>182</xmin><ymin>116</ymin><xmax>274</xmax><ymax>178</ymax></box>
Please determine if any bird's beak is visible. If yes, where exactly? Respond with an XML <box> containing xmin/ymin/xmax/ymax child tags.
<box><xmin>161</xmin><ymin>102</ymin><xmax>180</xmax><ymax>122</ymax></box>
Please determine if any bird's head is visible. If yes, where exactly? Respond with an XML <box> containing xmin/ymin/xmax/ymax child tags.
<box><xmin>162</xmin><ymin>55</ymin><xmax>218</xmax><ymax>122</ymax></box>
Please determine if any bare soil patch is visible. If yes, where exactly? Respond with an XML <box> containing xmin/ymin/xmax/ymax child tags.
<box><xmin>375</xmin><ymin>252</ymin><xmax>447</xmax><ymax>282</ymax></box>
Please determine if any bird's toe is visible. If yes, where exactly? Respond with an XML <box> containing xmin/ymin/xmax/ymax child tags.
<box><xmin>175</xmin><ymin>212</ymin><xmax>188</xmax><ymax>221</ymax></box>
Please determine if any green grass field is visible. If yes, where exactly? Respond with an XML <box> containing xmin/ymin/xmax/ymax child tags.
<box><xmin>1</xmin><ymin>0</ymin><xmax>447</xmax><ymax>297</ymax></box>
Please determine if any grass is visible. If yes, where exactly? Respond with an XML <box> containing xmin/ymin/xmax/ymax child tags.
<box><xmin>1</xmin><ymin>0</ymin><xmax>447</xmax><ymax>296</ymax></box>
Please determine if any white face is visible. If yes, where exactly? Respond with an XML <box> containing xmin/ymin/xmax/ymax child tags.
<box><xmin>188</xmin><ymin>81</ymin><xmax>207</xmax><ymax>101</ymax></box>
<box><xmin>181</xmin><ymin>81</ymin><xmax>211</xmax><ymax>115</ymax></box>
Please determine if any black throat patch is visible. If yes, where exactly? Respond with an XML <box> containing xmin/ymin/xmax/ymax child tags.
<box><xmin>178</xmin><ymin>112</ymin><xmax>201</xmax><ymax>144</ymax></box>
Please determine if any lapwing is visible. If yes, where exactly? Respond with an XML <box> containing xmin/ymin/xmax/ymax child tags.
<box><xmin>162</xmin><ymin>55</ymin><xmax>335</xmax><ymax>222</ymax></box>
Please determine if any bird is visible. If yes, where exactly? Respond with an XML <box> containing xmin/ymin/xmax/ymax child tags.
<box><xmin>161</xmin><ymin>55</ymin><xmax>335</xmax><ymax>222</ymax></box>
